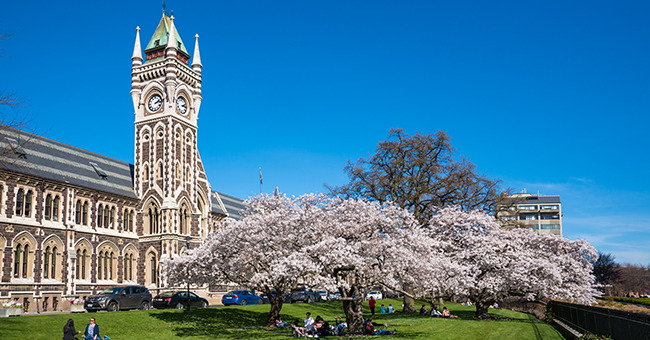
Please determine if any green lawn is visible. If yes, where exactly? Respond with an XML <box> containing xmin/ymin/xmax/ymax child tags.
<box><xmin>0</xmin><ymin>299</ymin><xmax>565</xmax><ymax>340</ymax></box>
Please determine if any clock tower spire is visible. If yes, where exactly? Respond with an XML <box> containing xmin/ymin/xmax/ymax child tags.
<box><xmin>130</xmin><ymin>10</ymin><xmax>212</xmax><ymax>273</ymax></box>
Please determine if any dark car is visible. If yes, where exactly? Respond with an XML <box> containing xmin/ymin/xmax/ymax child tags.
<box><xmin>84</xmin><ymin>285</ymin><xmax>152</xmax><ymax>312</ymax></box>
<box><xmin>290</xmin><ymin>288</ymin><xmax>319</xmax><ymax>303</ymax></box>
<box><xmin>221</xmin><ymin>290</ymin><xmax>263</xmax><ymax>306</ymax></box>
<box><xmin>153</xmin><ymin>291</ymin><xmax>209</xmax><ymax>309</ymax></box>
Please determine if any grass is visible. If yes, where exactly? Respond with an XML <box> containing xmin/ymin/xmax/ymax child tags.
<box><xmin>0</xmin><ymin>299</ymin><xmax>565</xmax><ymax>340</ymax></box>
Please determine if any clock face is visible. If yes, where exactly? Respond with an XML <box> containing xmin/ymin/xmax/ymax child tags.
<box><xmin>176</xmin><ymin>96</ymin><xmax>188</xmax><ymax>115</ymax></box>
<box><xmin>148</xmin><ymin>94</ymin><xmax>163</xmax><ymax>112</ymax></box>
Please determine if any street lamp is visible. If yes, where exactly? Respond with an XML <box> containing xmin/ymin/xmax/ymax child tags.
<box><xmin>185</xmin><ymin>235</ymin><xmax>192</xmax><ymax>310</ymax></box>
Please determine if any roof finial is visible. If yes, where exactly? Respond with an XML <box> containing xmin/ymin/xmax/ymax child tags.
<box><xmin>162</xmin><ymin>0</ymin><xmax>166</xmax><ymax>14</ymax></box>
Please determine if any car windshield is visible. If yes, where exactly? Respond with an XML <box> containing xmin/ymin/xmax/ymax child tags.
<box><xmin>317</xmin><ymin>291</ymin><xmax>327</xmax><ymax>294</ymax></box>
<box><xmin>226</xmin><ymin>291</ymin><xmax>242</xmax><ymax>295</ymax></box>
<box><xmin>99</xmin><ymin>287</ymin><xmax>123</xmax><ymax>295</ymax></box>
<box><xmin>159</xmin><ymin>292</ymin><xmax>174</xmax><ymax>297</ymax></box>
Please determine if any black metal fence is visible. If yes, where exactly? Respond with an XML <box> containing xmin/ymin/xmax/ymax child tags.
<box><xmin>548</xmin><ymin>300</ymin><xmax>650</xmax><ymax>340</ymax></box>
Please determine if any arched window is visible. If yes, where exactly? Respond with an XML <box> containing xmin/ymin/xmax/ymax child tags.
<box><xmin>81</xmin><ymin>249</ymin><xmax>87</xmax><ymax>280</ymax></box>
<box><xmin>24</xmin><ymin>190</ymin><xmax>33</xmax><ymax>217</ymax></box>
<box><xmin>15</xmin><ymin>189</ymin><xmax>24</xmax><ymax>216</ymax></box>
<box><xmin>75</xmin><ymin>249</ymin><xmax>80</xmax><ymax>279</ymax></box>
<box><xmin>50</xmin><ymin>246</ymin><xmax>57</xmax><ymax>279</ymax></box>
<box><xmin>179</xmin><ymin>203</ymin><xmax>189</xmax><ymax>235</ymax></box>
<box><xmin>144</xmin><ymin>164</ymin><xmax>149</xmax><ymax>181</ymax></box>
<box><xmin>43</xmin><ymin>246</ymin><xmax>50</xmax><ymax>278</ymax></box>
<box><xmin>53</xmin><ymin>196</ymin><xmax>60</xmax><ymax>222</ymax></box>
<box><xmin>110</xmin><ymin>207</ymin><xmax>115</xmax><ymax>229</ymax></box>
<box><xmin>75</xmin><ymin>201</ymin><xmax>82</xmax><ymax>224</ymax></box>
<box><xmin>82</xmin><ymin>202</ymin><xmax>88</xmax><ymax>225</ymax></box>
<box><xmin>149</xmin><ymin>254</ymin><xmax>157</xmax><ymax>286</ymax></box>
<box><xmin>103</xmin><ymin>252</ymin><xmax>108</xmax><ymax>280</ymax></box>
<box><xmin>128</xmin><ymin>254</ymin><xmax>133</xmax><ymax>280</ymax></box>
<box><xmin>103</xmin><ymin>206</ymin><xmax>109</xmax><ymax>228</ymax></box>
<box><xmin>13</xmin><ymin>245</ymin><xmax>21</xmax><ymax>278</ymax></box>
<box><xmin>22</xmin><ymin>244</ymin><xmax>29</xmax><ymax>278</ymax></box>
<box><xmin>129</xmin><ymin>211</ymin><xmax>134</xmax><ymax>232</ymax></box>
<box><xmin>109</xmin><ymin>252</ymin><xmax>114</xmax><ymax>280</ymax></box>
<box><xmin>45</xmin><ymin>195</ymin><xmax>52</xmax><ymax>220</ymax></box>
<box><xmin>98</xmin><ymin>251</ymin><xmax>104</xmax><ymax>280</ymax></box>
<box><xmin>97</xmin><ymin>204</ymin><xmax>103</xmax><ymax>227</ymax></box>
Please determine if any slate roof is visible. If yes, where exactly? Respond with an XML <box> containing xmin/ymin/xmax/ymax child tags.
<box><xmin>210</xmin><ymin>190</ymin><xmax>246</xmax><ymax>220</ymax></box>
<box><xmin>0</xmin><ymin>128</ymin><xmax>247</xmax><ymax>220</ymax></box>
<box><xmin>0</xmin><ymin>127</ymin><xmax>137</xmax><ymax>199</ymax></box>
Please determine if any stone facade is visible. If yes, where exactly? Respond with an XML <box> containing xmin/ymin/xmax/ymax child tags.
<box><xmin>0</xmin><ymin>10</ymin><xmax>244</xmax><ymax>313</ymax></box>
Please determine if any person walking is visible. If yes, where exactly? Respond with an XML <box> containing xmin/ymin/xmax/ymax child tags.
<box><xmin>369</xmin><ymin>297</ymin><xmax>376</xmax><ymax>316</ymax></box>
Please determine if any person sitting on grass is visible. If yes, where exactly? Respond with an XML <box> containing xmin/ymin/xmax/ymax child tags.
<box><xmin>276</xmin><ymin>316</ymin><xmax>289</xmax><ymax>328</ymax></box>
<box><xmin>304</xmin><ymin>312</ymin><xmax>315</xmax><ymax>331</ymax></box>
<box><xmin>380</xmin><ymin>304</ymin><xmax>387</xmax><ymax>313</ymax></box>
<box><xmin>430</xmin><ymin>305</ymin><xmax>443</xmax><ymax>317</ymax></box>
<box><xmin>316</xmin><ymin>320</ymin><xmax>333</xmax><ymax>336</ymax></box>
<box><xmin>63</xmin><ymin>319</ymin><xmax>82</xmax><ymax>340</ymax></box>
<box><xmin>291</xmin><ymin>319</ymin><xmax>307</xmax><ymax>337</ymax></box>
<box><xmin>419</xmin><ymin>305</ymin><xmax>428</xmax><ymax>316</ymax></box>
<box><xmin>364</xmin><ymin>318</ymin><xmax>396</xmax><ymax>335</ymax></box>
<box><xmin>84</xmin><ymin>318</ymin><xmax>101</xmax><ymax>340</ymax></box>
<box><xmin>387</xmin><ymin>304</ymin><xmax>395</xmax><ymax>313</ymax></box>
<box><xmin>442</xmin><ymin>307</ymin><xmax>458</xmax><ymax>319</ymax></box>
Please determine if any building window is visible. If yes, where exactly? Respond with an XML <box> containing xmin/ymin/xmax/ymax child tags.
<box><xmin>144</xmin><ymin>164</ymin><xmax>149</xmax><ymax>181</ymax></box>
<box><xmin>103</xmin><ymin>206</ymin><xmax>109</xmax><ymax>228</ymax></box>
<box><xmin>110</xmin><ymin>207</ymin><xmax>115</xmax><ymax>229</ymax></box>
<box><xmin>13</xmin><ymin>241</ymin><xmax>33</xmax><ymax>279</ymax></box>
<box><xmin>541</xmin><ymin>224</ymin><xmax>561</xmax><ymax>230</ymax></box>
<box><xmin>75</xmin><ymin>249</ymin><xmax>81</xmax><ymax>279</ymax></box>
<box><xmin>75</xmin><ymin>201</ymin><xmax>82</xmax><ymax>224</ymax></box>
<box><xmin>43</xmin><ymin>246</ymin><xmax>50</xmax><ymax>279</ymax></box>
<box><xmin>43</xmin><ymin>246</ymin><xmax>58</xmax><ymax>279</ymax></box>
<box><xmin>52</xmin><ymin>196</ymin><xmax>60</xmax><ymax>221</ymax></box>
<box><xmin>45</xmin><ymin>195</ymin><xmax>52</xmax><ymax>220</ymax></box>
<box><xmin>520</xmin><ymin>214</ymin><xmax>537</xmax><ymax>220</ymax></box>
<box><xmin>147</xmin><ymin>204</ymin><xmax>160</xmax><ymax>234</ymax></box>
<box><xmin>179</xmin><ymin>204</ymin><xmax>189</xmax><ymax>235</ymax></box>
<box><xmin>82</xmin><ymin>202</ymin><xmax>88</xmax><ymax>225</ymax></box>
<box><xmin>540</xmin><ymin>214</ymin><xmax>560</xmax><ymax>220</ymax></box>
<box><xmin>81</xmin><ymin>249</ymin><xmax>87</xmax><ymax>279</ymax></box>
<box><xmin>97</xmin><ymin>204</ymin><xmax>103</xmax><ymax>227</ymax></box>
<box><xmin>541</xmin><ymin>205</ymin><xmax>559</xmax><ymax>210</ymax></box>
<box><xmin>13</xmin><ymin>245</ymin><xmax>22</xmax><ymax>278</ymax></box>
<box><xmin>519</xmin><ymin>205</ymin><xmax>537</xmax><ymax>211</ymax></box>
<box><xmin>149</xmin><ymin>253</ymin><xmax>157</xmax><ymax>286</ymax></box>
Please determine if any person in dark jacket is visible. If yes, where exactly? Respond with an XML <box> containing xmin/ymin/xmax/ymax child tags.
<box><xmin>63</xmin><ymin>319</ymin><xmax>82</xmax><ymax>340</ymax></box>
<box><xmin>84</xmin><ymin>318</ymin><xmax>101</xmax><ymax>340</ymax></box>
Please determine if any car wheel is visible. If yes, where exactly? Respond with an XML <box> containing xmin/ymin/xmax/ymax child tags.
<box><xmin>175</xmin><ymin>303</ymin><xmax>184</xmax><ymax>309</ymax></box>
<box><xmin>201</xmin><ymin>301</ymin><xmax>208</xmax><ymax>308</ymax></box>
<box><xmin>107</xmin><ymin>302</ymin><xmax>118</xmax><ymax>312</ymax></box>
<box><xmin>240</xmin><ymin>300</ymin><xmax>247</xmax><ymax>306</ymax></box>
<box><xmin>140</xmin><ymin>301</ymin><xmax>150</xmax><ymax>310</ymax></box>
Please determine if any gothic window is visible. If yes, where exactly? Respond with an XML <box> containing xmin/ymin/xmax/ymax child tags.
<box><xmin>45</xmin><ymin>194</ymin><xmax>52</xmax><ymax>220</ymax></box>
<box><xmin>129</xmin><ymin>210</ymin><xmax>134</xmax><ymax>232</ymax></box>
<box><xmin>98</xmin><ymin>244</ymin><xmax>117</xmax><ymax>281</ymax></box>
<box><xmin>75</xmin><ymin>201</ymin><xmax>82</xmax><ymax>224</ymax></box>
<box><xmin>50</xmin><ymin>247</ymin><xmax>57</xmax><ymax>279</ymax></box>
<box><xmin>147</xmin><ymin>252</ymin><xmax>157</xmax><ymax>286</ymax></box>
<box><xmin>103</xmin><ymin>206</ymin><xmax>109</xmax><ymax>228</ymax></box>
<box><xmin>110</xmin><ymin>207</ymin><xmax>115</xmax><ymax>229</ymax></box>
<box><xmin>43</xmin><ymin>246</ymin><xmax>50</xmax><ymax>279</ymax></box>
<box><xmin>179</xmin><ymin>203</ymin><xmax>189</xmax><ymax>235</ymax></box>
<box><xmin>97</xmin><ymin>204</ymin><xmax>103</xmax><ymax>227</ymax></box>
<box><xmin>144</xmin><ymin>164</ymin><xmax>149</xmax><ymax>181</ymax></box>
<box><xmin>81</xmin><ymin>249</ymin><xmax>87</xmax><ymax>279</ymax></box>
<box><xmin>15</xmin><ymin>189</ymin><xmax>23</xmax><ymax>216</ymax></box>
<box><xmin>43</xmin><ymin>246</ymin><xmax>58</xmax><ymax>279</ymax></box>
<box><xmin>109</xmin><ymin>252</ymin><xmax>114</xmax><ymax>280</ymax></box>
<box><xmin>145</xmin><ymin>202</ymin><xmax>160</xmax><ymax>234</ymax></box>
<box><xmin>75</xmin><ymin>249</ymin><xmax>80</xmax><ymax>279</ymax></box>
<box><xmin>52</xmin><ymin>196</ymin><xmax>60</xmax><ymax>222</ymax></box>
<box><xmin>24</xmin><ymin>190</ymin><xmax>33</xmax><ymax>217</ymax></box>
<box><xmin>13</xmin><ymin>235</ymin><xmax>35</xmax><ymax>280</ymax></box>
<box><xmin>98</xmin><ymin>251</ymin><xmax>104</xmax><ymax>280</ymax></box>
<box><xmin>82</xmin><ymin>202</ymin><xmax>88</xmax><ymax>225</ymax></box>
<box><xmin>13</xmin><ymin>245</ymin><xmax>21</xmax><ymax>278</ymax></box>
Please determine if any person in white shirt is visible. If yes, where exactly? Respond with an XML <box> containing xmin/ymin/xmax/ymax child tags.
<box><xmin>304</xmin><ymin>312</ymin><xmax>315</xmax><ymax>331</ymax></box>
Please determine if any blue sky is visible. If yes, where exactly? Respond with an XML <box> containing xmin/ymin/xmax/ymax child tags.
<box><xmin>1</xmin><ymin>1</ymin><xmax>648</xmax><ymax>264</ymax></box>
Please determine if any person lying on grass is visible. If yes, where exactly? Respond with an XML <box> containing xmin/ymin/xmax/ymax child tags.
<box><xmin>276</xmin><ymin>316</ymin><xmax>289</xmax><ymax>328</ymax></box>
<box><xmin>364</xmin><ymin>319</ymin><xmax>396</xmax><ymax>335</ymax></box>
<box><xmin>442</xmin><ymin>307</ymin><xmax>458</xmax><ymax>319</ymax></box>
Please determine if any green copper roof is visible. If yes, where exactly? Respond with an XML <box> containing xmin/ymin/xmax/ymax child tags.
<box><xmin>144</xmin><ymin>13</ymin><xmax>190</xmax><ymax>56</ymax></box>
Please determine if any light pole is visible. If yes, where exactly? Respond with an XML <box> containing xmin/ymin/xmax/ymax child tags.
<box><xmin>185</xmin><ymin>235</ymin><xmax>191</xmax><ymax>310</ymax></box>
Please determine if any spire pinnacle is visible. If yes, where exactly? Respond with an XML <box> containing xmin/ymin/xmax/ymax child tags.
<box><xmin>132</xmin><ymin>26</ymin><xmax>142</xmax><ymax>66</ymax></box>
<box><xmin>166</xmin><ymin>16</ymin><xmax>177</xmax><ymax>50</ymax></box>
<box><xmin>192</xmin><ymin>34</ymin><xmax>202</xmax><ymax>71</ymax></box>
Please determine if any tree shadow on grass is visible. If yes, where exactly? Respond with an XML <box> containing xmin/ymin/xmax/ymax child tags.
<box><xmin>148</xmin><ymin>308</ymin><xmax>274</xmax><ymax>339</ymax></box>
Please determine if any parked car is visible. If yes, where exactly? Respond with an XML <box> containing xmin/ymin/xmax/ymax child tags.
<box><xmin>330</xmin><ymin>292</ymin><xmax>341</xmax><ymax>299</ymax></box>
<box><xmin>316</xmin><ymin>290</ymin><xmax>329</xmax><ymax>301</ymax></box>
<box><xmin>291</xmin><ymin>288</ymin><xmax>320</xmax><ymax>303</ymax></box>
<box><xmin>84</xmin><ymin>285</ymin><xmax>152</xmax><ymax>312</ymax></box>
<box><xmin>259</xmin><ymin>293</ymin><xmax>270</xmax><ymax>304</ymax></box>
<box><xmin>221</xmin><ymin>290</ymin><xmax>263</xmax><ymax>306</ymax></box>
<box><xmin>365</xmin><ymin>291</ymin><xmax>383</xmax><ymax>300</ymax></box>
<box><xmin>152</xmin><ymin>291</ymin><xmax>209</xmax><ymax>309</ymax></box>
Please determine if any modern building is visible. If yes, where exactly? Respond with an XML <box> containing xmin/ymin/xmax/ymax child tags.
<box><xmin>0</xmin><ymin>9</ymin><xmax>244</xmax><ymax>313</ymax></box>
<box><xmin>497</xmin><ymin>192</ymin><xmax>562</xmax><ymax>236</ymax></box>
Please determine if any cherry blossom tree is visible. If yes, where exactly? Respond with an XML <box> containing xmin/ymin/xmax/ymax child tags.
<box><xmin>422</xmin><ymin>206</ymin><xmax>599</xmax><ymax>319</ymax></box>
<box><xmin>162</xmin><ymin>194</ymin><xmax>323</xmax><ymax>327</ymax></box>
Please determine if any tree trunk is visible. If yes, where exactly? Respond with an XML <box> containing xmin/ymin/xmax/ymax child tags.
<box><xmin>265</xmin><ymin>297</ymin><xmax>284</xmax><ymax>327</ymax></box>
<box><xmin>342</xmin><ymin>297</ymin><xmax>365</xmax><ymax>335</ymax></box>
<box><xmin>402</xmin><ymin>284</ymin><xmax>417</xmax><ymax>313</ymax></box>
<box><xmin>474</xmin><ymin>299</ymin><xmax>492</xmax><ymax>319</ymax></box>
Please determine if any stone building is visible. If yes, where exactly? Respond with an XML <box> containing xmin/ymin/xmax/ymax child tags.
<box><xmin>0</xmin><ymin>10</ymin><xmax>244</xmax><ymax>313</ymax></box>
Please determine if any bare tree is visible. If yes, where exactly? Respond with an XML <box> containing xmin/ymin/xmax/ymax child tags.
<box><xmin>592</xmin><ymin>251</ymin><xmax>620</xmax><ymax>296</ymax></box>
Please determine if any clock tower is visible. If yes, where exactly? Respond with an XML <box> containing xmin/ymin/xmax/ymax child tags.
<box><xmin>129</xmin><ymin>9</ymin><xmax>210</xmax><ymax>271</ymax></box>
